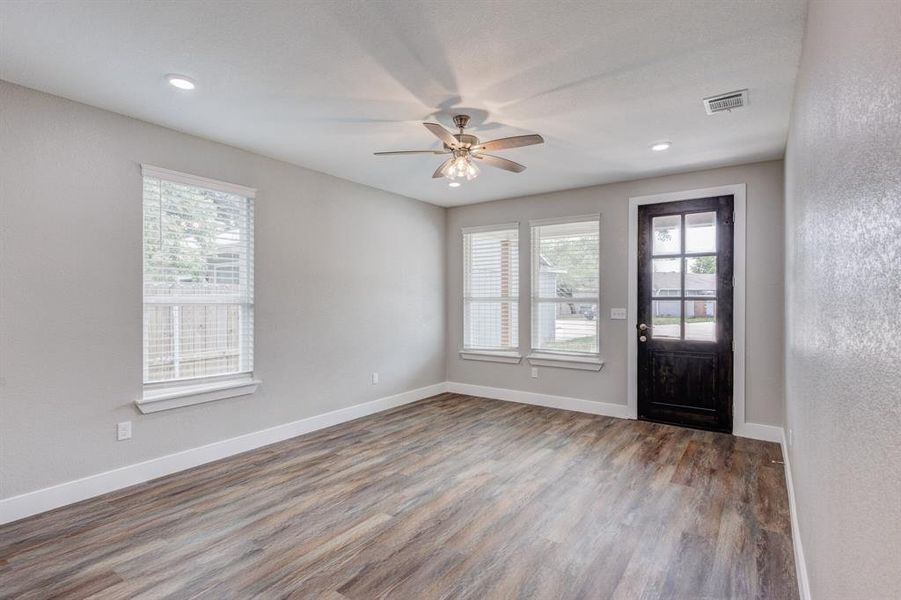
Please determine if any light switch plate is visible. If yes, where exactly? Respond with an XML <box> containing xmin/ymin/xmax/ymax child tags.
<box><xmin>610</xmin><ymin>308</ymin><xmax>627</xmax><ymax>320</ymax></box>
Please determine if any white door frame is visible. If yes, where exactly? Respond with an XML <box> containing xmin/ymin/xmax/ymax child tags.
<box><xmin>627</xmin><ymin>184</ymin><xmax>748</xmax><ymax>436</ymax></box>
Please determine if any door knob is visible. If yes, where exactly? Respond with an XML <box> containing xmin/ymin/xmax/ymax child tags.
<box><xmin>637</xmin><ymin>323</ymin><xmax>648</xmax><ymax>343</ymax></box>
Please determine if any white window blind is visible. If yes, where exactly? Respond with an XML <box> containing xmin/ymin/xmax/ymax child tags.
<box><xmin>142</xmin><ymin>166</ymin><xmax>255</xmax><ymax>385</ymax></box>
<box><xmin>463</xmin><ymin>224</ymin><xmax>519</xmax><ymax>351</ymax></box>
<box><xmin>531</xmin><ymin>216</ymin><xmax>600</xmax><ymax>354</ymax></box>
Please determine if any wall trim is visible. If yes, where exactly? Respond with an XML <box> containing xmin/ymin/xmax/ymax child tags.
<box><xmin>446</xmin><ymin>381</ymin><xmax>633</xmax><ymax>419</ymax></box>
<box><xmin>627</xmin><ymin>184</ymin><xmax>748</xmax><ymax>432</ymax></box>
<box><xmin>781</xmin><ymin>429</ymin><xmax>812</xmax><ymax>600</ymax></box>
<box><xmin>137</xmin><ymin>376</ymin><xmax>261</xmax><ymax>413</ymax></box>
<box><xmin>141</xmin><ymin>163</ymin><xmax>257</xmax><ymax>198</ymax></box>
<box><xmin>733</xmin><ymin>422</ymin><xmax>783</xmax><ymax>443</ymax></box>
<box><xmin>526</xmin><ymin>352</ymin><xmax>604</xmax><ymax>371</ymax></box>
<box><xmin>0</xmin><ymin>382</ymin><xmax>448</xmax><ymax>525</ymax></box>
<box><xmin>459</xmin><ymin>350</ymin><xmax>523</xmax><ymax>364</ymax></box>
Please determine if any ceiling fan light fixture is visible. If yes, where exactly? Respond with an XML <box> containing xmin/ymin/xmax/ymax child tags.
<box><xmin>443</xmin><ymin>154</ymin><xmax>480</xmax><ymax>181</ymax></box>
<box><xmin>440</xmin><ymin>159</ymin><xmax>455</xmax><ymax>179</ymax></box>
<box><xmin>448</xmin><ymin>182</ymin><xmax>461</xmax><ymax>188</ymax></box>
<box><xmin>463</xmin><ymin>159</ymin><xmax>480</xmax><ymax>181</ymax></box>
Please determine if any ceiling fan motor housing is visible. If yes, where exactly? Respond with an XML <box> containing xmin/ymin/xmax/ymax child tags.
<box><xmin>445</xmin><ymin>115</ymin><xmax>478</xmax><ymax>151</ymax></box>
<box><xmin>446</xmin><ymin>133</ymin><xmax>480</xmax><ymax>151</ymax></box>
<box><xmin>452</xmin><ymin>114</ymin><xmax>471</xmax><ymax>129</ymax></box>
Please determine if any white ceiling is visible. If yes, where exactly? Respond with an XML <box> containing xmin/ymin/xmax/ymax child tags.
<box><xmin>0</xmin><ymin>0</ymin><xmax>806</xmax><ymax>207</ymax></box>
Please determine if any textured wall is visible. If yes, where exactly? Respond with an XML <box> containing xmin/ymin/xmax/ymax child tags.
<box><xmin>0</xmin><ymin>82</ymin><xmax>446</xmax><ymax>499</ymax></box>
<box><xmin>446</xmin><ymin>160</ymin><xmax>785</xmax><ymax>426</ymax></box>
<box><xmin>784</xmin><ymin>1</ymin><xmax>901</xmax><ymax>598</ymax></box>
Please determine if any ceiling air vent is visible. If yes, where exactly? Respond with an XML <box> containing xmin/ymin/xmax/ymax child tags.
<box><xmin>703</xmin><ymin>89</ymin><xmax>749</xmax><ymax>115</ymax></box>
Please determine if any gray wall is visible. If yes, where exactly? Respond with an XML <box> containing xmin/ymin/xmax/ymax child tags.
<box><xmin>784</xmin><ymin>1</ymin><xmax>901</xmax><ymax>598</ymax></box>
<box><xmin>447</xmin><ymin>160</ymin><xmax>785</xmax><ymax>426</ymax></box>
<box><xmin>0</xmin><ymin>82</ymin><xmax>446</xmax><ymax>499</ymax></box>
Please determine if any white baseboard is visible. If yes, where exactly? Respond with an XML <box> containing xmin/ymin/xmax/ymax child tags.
<box><xmin>0</xmin><ymin>382</ymin><xmax>448</xmax><ymax>525</ymax></box>
<box><xmin>446</xmin><ymin>381</ymin><xmax>634</xmax><ymax>420</ymax></box>
<box><xmin>733</xmin><ymin>422</ymin><xmax>810</xmax><ymax>599</ymax></box>
<box><xmin>448</xmin><ymin>382</ymin><xmax>784</xmax><ymax>444</ymax></box>
<box><xmin>781</xmin><ymin>430</ymin><xmax>811</xmax><ymax>600</ymax></box>
<box><xmin>734</xmin><ymin>422</ymin><xmax>784</xmax><ymax>443</ymax></box>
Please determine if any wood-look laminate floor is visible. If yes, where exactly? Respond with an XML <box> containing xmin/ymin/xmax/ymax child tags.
<box><xmin>0</xmin><ymin>394</ymin><xmax>798</xmax><ymax>600</ymax></box>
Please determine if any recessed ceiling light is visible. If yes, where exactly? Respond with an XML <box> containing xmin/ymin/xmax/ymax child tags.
<box><xmin>166</xmin><ymin>74</ymin><xmax>196</xmax><ymax>90</ymax></box>
<box><xmin>651</xmin><ymin>141</ymin><xmax>672</xmax><ymax>152</ymax></box>
<box><xmin>448</xmin><ymin>182</ymin><xmax>461</xmax><ymax>188</ymax></box>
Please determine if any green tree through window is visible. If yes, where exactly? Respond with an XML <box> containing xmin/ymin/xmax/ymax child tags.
<box><xmin>689</xmin><ymin>255</ymin><xmax>716</xmax><ymax>274</ymax></box>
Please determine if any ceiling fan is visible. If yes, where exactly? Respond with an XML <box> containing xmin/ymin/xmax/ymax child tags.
<box><xmin>374</xmin><ymin>114</ymin><xmax>544</xmax><ymax>181</ymax></box>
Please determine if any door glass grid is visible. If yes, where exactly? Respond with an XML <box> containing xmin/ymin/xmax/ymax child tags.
<box><xmin>651</xmin><ymin>212</ymin><xmax>717</xmax><ymax>342</ymax></box>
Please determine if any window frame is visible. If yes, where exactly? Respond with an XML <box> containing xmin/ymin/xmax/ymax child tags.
<box><xmin>460</xmin><ymin>222</ymin><xmax>522</xmax><ymax>362</ymax></box>
<box><xmin>137</xmin><ymin>165</ymin><xmax>260</xmax><ymax>413</ymax></box>
<box><xmin>527</xmin><ymin>215</ymin><xmax>603</xmax><ymax>370</ymax></box>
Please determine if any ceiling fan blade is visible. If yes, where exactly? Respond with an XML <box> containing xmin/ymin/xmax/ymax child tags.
<box><xmin>423</xmin><ymin>122</ymin><xmax>460</xmax><ymax>148</ymax></box>
<box><xmin>374</xmin><ymin>150</ymin><xmax>449</xmax><ymax>155</ymax></box>
<box><xmin>473</xmin><ymin>153</ymin><xmax>527</xmax><ymax>173</ymax></box>
<box><xmin>471</xmin><ymin>134</ymin><xmax>544</xmax><ymax>152</ymax></box>
<box><xmin>432</xmin><ymin>158</ymin><xmax>453</xmax><ymax>179</ymax></box>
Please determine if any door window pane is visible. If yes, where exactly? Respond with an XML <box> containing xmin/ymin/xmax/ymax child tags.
<box><xmin>685</xmin><ymin>300</ymin><xmax>716</xmax><ymax>341</ymax></box>
<box><xmin>652</xmin><ymin>215</ymin><xmax>681</xmax><ymax>255</ymax></box>
<box><xmin>652</xmin><ymin>300</ymin><xmax>681</xmax><ymax>339</ymax></box>
<box><xmin>684</xmin><ymin>256</ymin><xmax>717</xmax><ymax>297</ymax></box>
<box><xmin>685</xmin><ymin>211</ymin><xmax>716</xmax><ymax>253</ymax></box>
<box><xmin>652</xmin><ymin>258</ymin><xmax>681</xmax><ymax>297</ymax></box>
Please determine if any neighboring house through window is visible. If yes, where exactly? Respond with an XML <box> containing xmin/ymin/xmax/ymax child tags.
<box><xmin>530</xmin><ymin>216</ymin><xmax>600</xmax><ymax>355</ymax></box>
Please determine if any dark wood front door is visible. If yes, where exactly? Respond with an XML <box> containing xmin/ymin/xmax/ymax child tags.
<box><xmin>637</xmin><ymin>196</ymin><xmax>734</xmax><ymax>432</ymax></box>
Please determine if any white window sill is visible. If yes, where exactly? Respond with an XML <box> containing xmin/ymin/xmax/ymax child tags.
<box><xmin>459</xmin><ymin>350</ymin><xmax>523</xmax><ymax>364</ymax></box>
<box><xmin>136</xmin><ymin>375</ymin><xmax>261</xmax><ymax>414</ymax></box>
<box><xmin>527</xmin><ymin>352</ymin><xmax>604</xmax><ymax>371</ymax></box>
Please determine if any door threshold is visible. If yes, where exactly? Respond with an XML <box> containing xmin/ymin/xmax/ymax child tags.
<box><xmin>638</xmin><ymin>415</ymin><xmax>732</xmax><ymax>435</ymax></box>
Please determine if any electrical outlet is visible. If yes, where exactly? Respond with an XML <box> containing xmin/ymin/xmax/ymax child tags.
<box><xmin>371</xmin><ymin>372</ymin><xmax>379</xmax><ymax>385</ymax></box>
<box><xmin>117</xmin><ymin>421</ymin><xmax>132</xmax><ymax>441</ymax></box>
<box><xmin>531</xmin><ymin>367</ymin><xmax>538</xmax><ymax>378</ymax></box>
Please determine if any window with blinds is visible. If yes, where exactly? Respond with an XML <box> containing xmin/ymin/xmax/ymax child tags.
<box><xmin>463</xmin><ymin>224</ymin><xmax>519</xmax><ymax>351</ymax></box>
<box><xmin>142</xmin><ymin>166</ymin><xmax>255</xmax><ymax>385</ymax></box>
<box><xmin>531</xmin><ymin>216</ymin><xmax>600</xmax><ymax>354</ymax></box>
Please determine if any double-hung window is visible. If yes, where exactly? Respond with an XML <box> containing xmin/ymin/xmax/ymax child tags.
<box><xmin>530</xmin><ymin>216</ymin><xmax>601</xmax><ymax>363</ymax></box>
<box><xmin>462</xmin><ymin>224</ymin><xmax>519</xmax><ymax>358</ymax></box>
<box><xmin>140</xmin><ymin>165</ymin><xmax>257</xmax><ymax>410</ymax></box>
